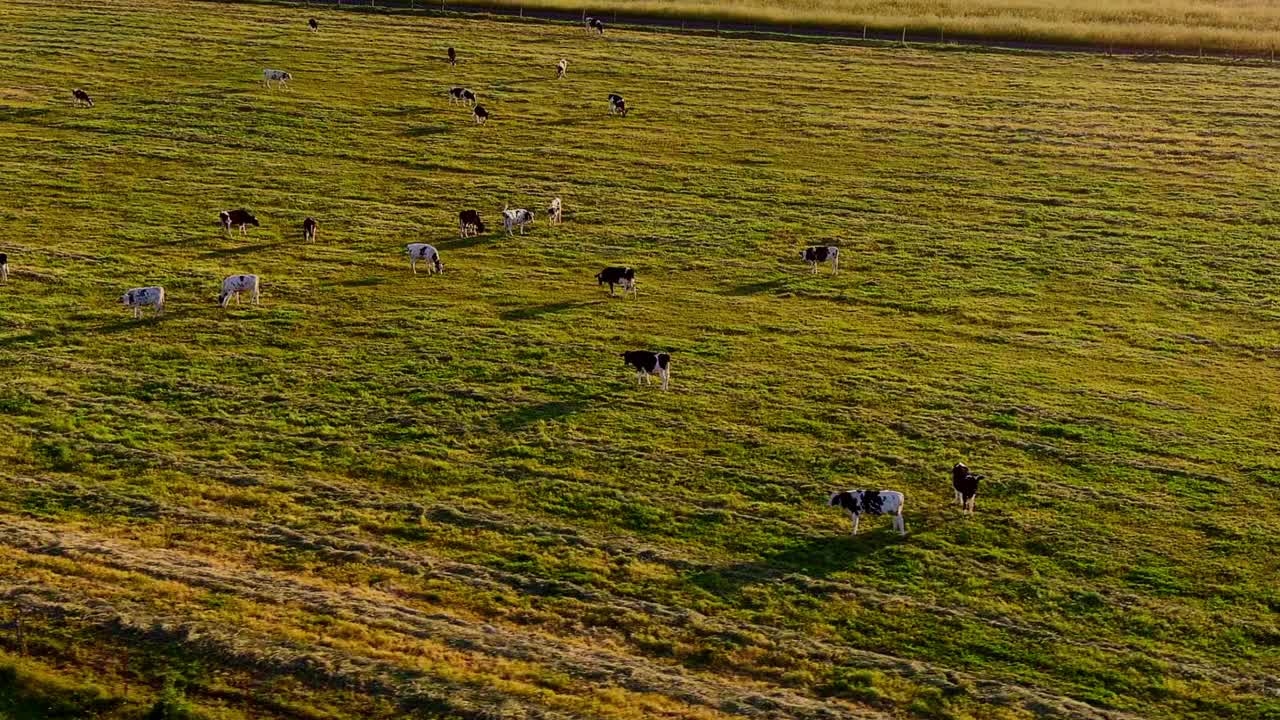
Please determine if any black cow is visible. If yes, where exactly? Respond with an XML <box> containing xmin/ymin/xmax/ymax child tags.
<box><xmin>596</xmin><ymin>266</ymin><xmax>636</xmax><ymax>297</ymax></box>
<box><xmin>590</xmin><ymin>17</ymin><xmax>605</xmax><ymax>34</ymax></box>
<box><xmin>800</xmin><ymin>245</ymin><xmax>839</xmax><ymax>274</ymax></box>
<box><xmin>951</xmin><ymin>463</ymin><xmax>984</xmax><ymax>514</ymax></box>
<box><xmin>308</xmin><ymin>18</ymin><xmax>318</xmax><ymax>32</ymax></box>
<box><xmin>621</xmin><ymin>351</ymin><xmax>670</xmax><ymax>390</ymax></box>
<box><xmin>302</xmin><ymin>216</ymin><xmax>318</xmax><ymax>243</ymax></box>
<box><xmin>72</xmin><ymin>89</ymin><xmax>93</xmax><ymax>107</ymax></box>
<box><xmin>219</xmin><ymin>209</ymin><xmax>259</xmax><ymax>236</ymax></box>
<box><xmin>0</xmin><ymin>252</ymin><xmax>8</xmax><ymax>283</ymax></box>
<box><xmin>448</xmin><ymin>47</ymin><xmax>457</xmax><ymax>66</ymax></box>
<box><xmin>473</xmin><ymin>105</ymin><xmax>489</xmax><ymax>124</ymax></box>
<box><xmin>458</xmin><ymin>210</ymin><xmax>486</xmax><ymax>237</ymax></box>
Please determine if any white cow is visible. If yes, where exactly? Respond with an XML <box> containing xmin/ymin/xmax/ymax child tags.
<box><xmin>828</xmin><ymin>490</ymin><xmax>906</xmax><ymax>536</ymax></box>
<box><xmin>262</xmin><ymin>69</ymin><xmax>292</xmax><ymax>89</ymax></box>
<box><xmin>405</xmin><ymin>243</ymin><xmax>444</xmax><ymax>275</ymax></box>
<box><xmin>556</xmin><ymin>59</ymin><xmax>568</xmax><ymax>79</ymax></box>
<box><xmin>502</xmin><ymin>206</ymin><xmax>534</xmax><ymax>236</ymax></box>
<box><xmin>122</xmin><ymin>286</ymin><xmax>165</xmax><ymax>319</ymax></box>
<box><xmin>219</xmin><ymin>274</ymin><xmax>260</xmax><ymax>308</ymax></box>
<box><xmin>0</xmin><ymin>253</ymin><xmax>7</xmax><ymax>283</ymax></box>
<box><xmin>547</xmin><ymin>197</ymin><xmax>562</xmax><ymax>224</ymax></box>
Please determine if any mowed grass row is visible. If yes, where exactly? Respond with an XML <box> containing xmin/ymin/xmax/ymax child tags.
<box><xmin>1</xmin><ymin>0</ymin><xmax>1279</xmax><ymax>718</ymax></box>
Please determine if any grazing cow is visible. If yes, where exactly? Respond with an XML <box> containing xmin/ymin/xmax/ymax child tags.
<box><xmin>621</xmin><ymin>351</ymin><xmax>670</xmax><ymax>390</ymax></box>
<box><xmin>218</xmin><ymin>274</ymin><xmax>260</xmax><ymax>308</ymax></box>
<box><xmin>590</xmin><ymin>17</ymin><xmax>605</xmax><ymax>34</ymax></box>
<box><xmin>596</xmin><ymin>266</ymin><xmax>636</xmax><ymax>298</ymax></box>
<box><xmin>308</xmin><ymin>18</ymin><xmax>318</xmax><ymax>32</ymax></box>
<box><xmin>547</xmin><ymin>197</ymin><xmax>562</xmax><ymax>224</ymax></box>
<box><xmin>122</xmin><ymin>286</ymin><xmax>165</xmax><ymax>319</ymax></box>
<box><xmin>952</xmin><ymin>463</ymin><xmax>984</xmax><ymax>515</ymax></box>
<box><xmin>262</xmin><ymin>69</ymin><xmax>292</xmax><ymax>89</ymax></box>
<box><xmin>448</xmin><ymin>47</ymin><xmax>457</xmax><ymax>67</ymax></box>
<box><xmin>473</xmin><ymin>105</ymin><xmax>489</xmax><ymax>124</ymax></box>
<box><xmin>608</xmin><ymin>94</ymin><xmax>628</xmax><ymax>117</ymax></box>
<box><xmin>800</xmin><ymin>245</ymin><xmax>839</xmax><ymax>274</ymax></box>
<box><xmin>502</xmin><ymin>206</ymin><xmax>533</xmax><ymax>236</ymax></box>
<box><xmin>556</xmin><ymin>58</ymin><xmax>568</xmax><ymax>79</ymax></box>
<box><xmin>72</xmin><ymin>89</ymin><xmax>94</xmax><ymax>107</ymax></box>
<box><xmin>584</xmin><ymin>16</ymin><xmax>596</xmax><ymax>32</ymax></box>
<box><xmin>829</xmin><ymin>490</ymin><xmax>907</xmax><ymax>536</ymax></box>
<box><xmin>302</xmin><ymin>216</ymin><xmax>318</xmax><ymax>243</ymax></box>
<box><xmin>406</xmin><ymin>243</ymin><xmax>444</xmax><ymax>275</ymax></box>
<box><xmin>219</xmin><ymin>209</ymin><xmax>260</xmax><ymax>236</ymax></box>
<box><xmin>458</xmin><ymin>209</ymin><xmax>486</xmax><ymax>237</ymax></box>
<box><xmin>0</xmin><ymin>253</ymin><xmax>8</xmax><ymax>283</ymax></box>
<box><xmin>449</xmin><ymin>87</ymin><xmax>477</xmax><ymax>106</ymax></box>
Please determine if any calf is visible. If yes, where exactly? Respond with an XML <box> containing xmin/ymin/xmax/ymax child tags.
<box><xmin>448</xmin><ymin>46</ymin><xmax>457</xmax><ymax>67</ymax></box>
<box><xmin>72</xmin><ymin>89</ymin><xmax>94</xmax><ymax>107</ymax></box>
<box><xmin>449</xmin><ymin>87</ymin><xmax>475</xmax><ymax>105</ymax></box>
<box><xmin>829</xmin><ymin>490</ymin><xmax>906</xmax><ymax>536</ymax></box>
<box><xmin>219</xmin><ymin>209</ymin><xmax>260</xmax><ymax>236</ymax></box>
<box><xmin>218</xmin><ymin>274</ymin><xmax>260</xmax><ymax>308</ymax></box>
<box><xmin>473</xmin><ymin>105</ymin><xmax>489</xmax><ymax>124</ymax></box>
<box><xmin>0</xmin><ymin>253</ymin><xmax>9</xmax><ymax>283</ymax></box>
<box><xmin>122</xmin><ymin>286</ymin><xmax>165</xmax><ymax>319</ymax></box>
<box><xmin>621</xmin><ymin>351</ymin><xmax>670</xmax><ymax>390</ymax></box>
<box><xmin>547</xmin><ymin>197</ymin><xmax>562</xmax><ymax>224</ymax></box>
<box><xmin>302</xmin><ymin>216</ymin><xmax>318</xmax><ymax>243</ymax></box>
<box><xmin>608</xmin><ymin>94</ymin><xmax>628</xmax><ymax>117</ymax></box>
<box><xmin>458</xmin><ymin>209</ymin><xmax>486</xmax><ymax>237</ymax></box>
<box><xmin>262</xmin><ymin>69</ymin><xmax>292</xmax><ymax>89</ymax></box>
<box><xmin>556</xmin><ymin>58</ymin><xmax>568</xmax><ymax>79</ymax></box>
<box><xmin>596</xmin><ymin>266</ymin><xmax>636</xmax><ymax>297</ymax></box>
<box><xmin>951</xmin><ymin>463</ymin><xmax>984</xmax><ymax>515</ymax></box>
<box><xmin>406</xmin><ymin>243</ymin><xmax>444</xmax><ymax>275</ymax></box>
<box><xmin>308</xmin><ymin>18</ymin><xmax>318</xmax><ymax>31</ymax></box>
<box><xmin>502</xmin><ymin>206</ymin><xmax>533</xmax><ymax>236</ymax></box>
<box><xmin>800</xmin><ymin>245</ymin><xmax>839</xmax><ymax>274</ymax></box>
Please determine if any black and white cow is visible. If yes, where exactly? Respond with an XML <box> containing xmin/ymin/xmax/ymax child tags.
<box><xmin>72</xmin><ymin>89</ymin><xmax>94</xmax><ymax>107</ymax></box>
<box><xmin>302</xmin><ymin>216</ymin><xmax>318</xmax><ymax>243</ymax></box>
<box><xmin>800</xmin><ymin>246</ymin><xmax>839</xmax><ymax>274</ymax></box>
<box><xmin>473</xmin><ymin>105</ymin><xmax>489</xmax><ymax>124</ymax></box>
<box><xmin>547</xmin><ymin>197</ymin><xmax>562</xmax><ymax>224</ymax></box>
<box><xmin>502</xmin><ymin>206</ymin><xmax>533</xmax><ymax>235</ymax></box>
<box><xmin>219</xmin><ymin>274</ymin><xmax>260</xmax><ymax>308</ymax></box>
<box><xmin>448</xmin><ymin>46</ymin><xmax>457</xmax><ymax>67</ymax></box>
<box><xmin>219</xmin><ymin>209</ymin><xmax>259</xmax><ymax>236</ymax></box>
<box><xmin>458</xmin><ymin>209</ymin><xmax>486</xmax><ymax>237</ymax></box>
<box><xmin>608</xmin><ymin>94</ymin><xmax>628</xmax><ymax>117</ymax></box>
<box><xmin>122</xmin><ymin>286</ymin><xmax>165</xmax><ymax>319</ymax></box>
<box><xmin>308</xmin><ymin>17</ymin><xmax>318</xmax><ymax>32</ymax></box>
<box><xmin>406</xmin><ymin>243</ymin><xmax>444</xmax><ymax>275</ymax></box>
<box><xmin>589</xmin><ymin>17</ymin><xmax>605</xmax><ymax>34</ymax></box>
<box><xmin>952</xmin><ymin>463</ymin><xmax>984</xmax><ymax>515</ymax></box>
<box><xmin>621</xmin><ymin>350</ymin><xmax>670</xmax><ymax>390</ymax></box>
<box><xmin>556</xmin><ymin>58</ymin><xmax>568</xmax><ymax>79</ymax></box>
<box><xmin>262</xmin><ymin>69</ymin><xmax>292</xmax><ymax>89</ymax></box>
<box><xmin>829</xmin><ymin>490</ymin><xmax>906</xmax><ymax>536</ymax></box>
<box><xmin>596</xmin><ymin>266</ymin><xmax>636</xmax><ymax>297</ymax></box>
<box><xmin>0</xmin><ymin>253</ymin><xmax>7</xmax><ymax>283</ymax></box>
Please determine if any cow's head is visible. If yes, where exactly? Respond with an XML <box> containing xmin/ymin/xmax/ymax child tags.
<box><xmin>246</xmin><ymin>213</ymin><xmax>260</xmax><ymax>227</ymax></box>
<box><xmin>474</xmin><ymin>221</ymin><xmax>486</xmax><ymax>234</ymax></box>
<box><xmin>282</xmin><ymin>72</ymin><xmax>293</xmax><ymax>81</ymax></box>
<box><xmin>121</xmin><ymin>291</ymin><xmax>134</xmax><ymax>306</ymax></box>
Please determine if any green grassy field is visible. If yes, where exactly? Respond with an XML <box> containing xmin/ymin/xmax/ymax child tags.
<box><xmin>2</xmin><ymin>1</ymin><xmax>1279</xmax><ymax>718</ymax></box>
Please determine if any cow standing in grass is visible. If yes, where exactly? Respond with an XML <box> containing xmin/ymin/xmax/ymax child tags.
<box><xmin>829</xmin><ymin>490</ymin><xmax>906</xmax><ymax>536</ymax></box>
<box><xmin>220</xmin><ymin>209</ymin><xmax>259</xmax><ymax>236</ymax></box>
<box><xmin>458</xmin><ymin>210</ymin><xmax>486</xmax><ymax>237</ymax></box>
<box><xmin>621</xmin><ymin>351</ymin><xmax>670</xmax><ymax>390</ymax></box>
<box><xmin>406</xmin><ymin>243</ymin><xmax>444</xmax><ymax>275</ymax></box>
<box><xmin>800</xmin><ymin>245</ymin><xmax>839</xmax><ymax>274</ymax></box>
<box><xmin>219</xmin><ymin>274</ymin><xmax>260</xmax><ymax>308</ymax></box>
<box><xmin>0</xmin><ymin>253</ymin><xmax>9</xmax><ymax>283</ymax></box>
<box><xmin>262</xmin><ymin>69</ymin><xmax>291</xmax><ymax>89</ymax></box>
<box><xmin>952</xmin><ymin>463</ymin><xmax>983</xmax><ymax>515</ymax></box>
<box><xmin>302</xmin><ymin>217</ymin><xmax>318</xmax><ymax>243</ymax></box>
<box><xmin>448</xmin><ymin>47</ymin><xmax>457</xmax><ymax>67</ymax></box>
<box><xmin>309</xmin><ymin>18</ymin><xmax>318</xmax><ymax>32</ymax></box>
<box><xmin>72</xmin><ymin>89</ymin><xmax>94</xmax><ymax>107</ymax></box>
<box><xmin>473</xmin><ymin>105</ymin><xmax>489</xmax><ymax>124</ymax></box>
<box><xmin>596</xmin><ymin>266</ymin><xmax>636</xmax><ymax>297</ymax></box>
<box><xmin>122</xmin><ymin>286</ymin><xmax>165</xmax><ymax>319</ymax></box>
<box><xmin>556</xmin><ymin>59</ymin><xmax>569</xmax><ymax>79</ymax></box>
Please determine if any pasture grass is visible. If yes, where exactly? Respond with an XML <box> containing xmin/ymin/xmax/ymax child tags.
<box><xmin>1</xmin><ymin>0</ymin><xmax>1279</xmax><ymax>718</ymax></box>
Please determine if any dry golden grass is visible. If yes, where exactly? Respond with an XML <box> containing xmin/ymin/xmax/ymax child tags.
<box><xmin>461</xmin><ymin>0</ymin><xmax>1280</xmax><ymax>53</ymax></box>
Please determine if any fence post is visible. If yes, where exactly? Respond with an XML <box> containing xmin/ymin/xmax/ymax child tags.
<box><xmin>940</xmin><ymin>26</ymin><xmax>944</xmax><ymax>43</ymax></box>
<box><xmin>862</xmin><ymin>25</ymin><xmax>866</xmax><ymax>40</ymax></box>
<box><xmin>901</xmin><ymin>27</ymin><xmax>906</xmax><ymax>46</ymax></box>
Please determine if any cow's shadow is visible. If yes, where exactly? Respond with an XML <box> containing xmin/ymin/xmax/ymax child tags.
<box><xmin>435</xmin><ymin>233</ymin><xmax>499</xmax><ymax>251</ymax></box>
<box><xmin>687</xmin><ymin>529</ymin><xmax>913</xmax><ymax>599</ymax></box>
<box><xmin>721</xmin><ymin>277</ymin><xmax>789</xmax><ymax>296</ymax></box>
<box><xmin>201</xmin><ymin>242</ymin><xmax>283</xmax><ymax>258</ymax></box>
<box><xmin>404</xmin><ymin>124</ymin><xmax>451</xmax><ymax>137</ymax></box>
<box><xmin>496</xmin><ymin>393</ymin><xmax>604</xmax><ymax>431</ymax></box>
<box><xmin>498</xmin><ymin>299</ymin><xmax>602</xmax><ymax>322</ymax></box>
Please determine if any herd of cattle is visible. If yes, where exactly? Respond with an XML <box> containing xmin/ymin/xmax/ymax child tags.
<box><xmin>21</xmin><ymin>14</ymin><xmax>988</xmax><ymax>538</ymax></box>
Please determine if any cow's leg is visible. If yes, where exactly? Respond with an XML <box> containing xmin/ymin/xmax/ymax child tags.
<box><xmin>133</xmin><ymin>306</ymin><xmax>141</xmax><ymax>320</ymax></box>
<box><xmin>660</xmin><ymin>369</ymin><xmax>669</xmax><ymax>390</ymax></box>
<box><xmin>832</xmin><ymin>257</ymin><xmax>839</xmax><ymax>274</ymax></box>
<box><xmin>896</xmin><ymin>513</ymin><xmax>906</xmax><ymax>535</ymax></box>
<box><xmin>851</xmin><ymin>514</ymin><xmax>860</xmax><ymax>536</ymax></box>
<box><xmin>252</xmin><ymin>289</ymin><xmax>259</xmax><ymax>305</ymax></box>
